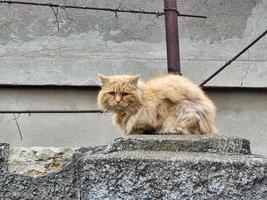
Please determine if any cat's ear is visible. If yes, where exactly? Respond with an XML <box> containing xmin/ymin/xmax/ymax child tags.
<box><xmin>128</xmin><ymin>74</ymin><xmax>139</xmax><ymax>85</ymax></box>
<box><xmin>98</xmin><ymin>74</ymin><xmax>110</xmax><ymax>86</ymax></box>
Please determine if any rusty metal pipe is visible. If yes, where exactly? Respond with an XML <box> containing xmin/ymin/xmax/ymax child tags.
<box><xmin>164</xmin><ymin>0</ymin><xmax>181</xmax><ymax>74</ymax></box>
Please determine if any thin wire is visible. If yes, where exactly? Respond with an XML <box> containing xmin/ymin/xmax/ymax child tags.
<box><xmin>0</xmin><ymin>1</ymin><xmax>207</xmax><ymax>18</ymax></box>
<box><xmin>0</xmin><ymin>1</ymin><xmax>165</xmax><ymax>16</ymax></box>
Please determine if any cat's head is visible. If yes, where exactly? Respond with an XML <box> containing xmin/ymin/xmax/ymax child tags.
<box><xmin>97</xmin><ymin>74</ymin><xmax>142</xmax><ymax>114</ymax></box>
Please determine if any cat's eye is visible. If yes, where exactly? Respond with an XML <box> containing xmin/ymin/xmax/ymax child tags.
<box><xmin>121</xmin><ymin>92</ymin><xmax>128</xmax><ymax>96</ymax></box>
<box><xmin>108</xmin><ymin>92</ymin><xmax>115</xmax><ymax>96</ymax></box>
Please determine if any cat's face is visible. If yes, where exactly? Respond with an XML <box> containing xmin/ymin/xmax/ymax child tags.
<box><xmin>97</xmin><ymin>74</ymin><xmax>142</xmax><ymax>113</ymax></box>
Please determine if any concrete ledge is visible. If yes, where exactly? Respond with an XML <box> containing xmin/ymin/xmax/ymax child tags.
<box><xmin>105</xmin><ymin>135</ymin><xmax>251</xmax><ymax>154</ymax></box>
<box><xmin>0</xmin><ymin>136</ymin><xmax>266</xmax><ymax>199</ymax></box>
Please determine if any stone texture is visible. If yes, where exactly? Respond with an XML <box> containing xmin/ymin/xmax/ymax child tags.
<box><xmin>8</xmin><ymin>147</ymin><xmax>75</xmax><ymax>176</ymax></box>
<box><xmin>1</xmin><ymin>135</ymin><xmax>267</xmax><ymax>199</ymax></box>
<box><xmin>0</xmin><ymin>163</ymin><xmax>78</xmax><ymax>200</ymax></box>
<box><xmin>81</xmin><ymin>151</ymin><xmax>266</xmax><ymax>200</ymax></box>
<box><xmin>105</xmin><ymin>135</ymin><xmax>251</xmax><ymax>154</ymax></box>
<box><xmin>0</xmin><ymin>143</ymin><xmax>9</xmax><ymax>170</ymax></box>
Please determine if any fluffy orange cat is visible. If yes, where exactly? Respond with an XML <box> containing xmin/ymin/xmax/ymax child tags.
<box><xmin>97</xmin><ymin>74</ymin><xmax>217</xmax><ymax>135</ymax></box>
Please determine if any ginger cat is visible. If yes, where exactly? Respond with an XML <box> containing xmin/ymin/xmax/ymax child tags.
<box><xmin>97</xmin><ymin>74</ymin><xmax>217</xmax><ymax>135</ymax></box>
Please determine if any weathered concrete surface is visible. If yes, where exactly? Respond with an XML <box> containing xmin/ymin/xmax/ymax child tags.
<box><xmin>80</xmin><ymin>151</ymin><xmax>266</xmax><ymax>200</ymax></box>
<box><xmin>0</xmin><ymin>0</ymin><xmax>266</xmax><ymax>87</ymax></box>
<box><xmin>105</xmin><ymin>135</ymin><xmax>251</xmax><ymax>154</ymax></box>
<box><xmin>8</xmin><ymin>147</ymin><xmax>75</xmax><ymax>176</ymax></box>
<box><xmin>0</xmin><ymin>163</ymin><xmax>78</xmax><ymax>200</ymax></box>
<box><xmin>0</xmin><ymin>143</ymin><xmax>9</xmax><ymax>170</ymax></box>
<box><xmin>0</xmin><ymin>135</ymin><xmax>266</xmax><ymax>199</ymax></box>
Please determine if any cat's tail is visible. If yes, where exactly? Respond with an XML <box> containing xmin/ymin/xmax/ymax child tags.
<box><xmin>159</xmin><ymin>99</ymin><xmax>217</xmax><ymax>135</ymax></box>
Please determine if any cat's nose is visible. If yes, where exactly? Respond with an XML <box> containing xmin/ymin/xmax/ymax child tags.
<box><xmin>115</xmin><ymin>95</ymin><xmax>121</xmax><ymax>103</ymax></box>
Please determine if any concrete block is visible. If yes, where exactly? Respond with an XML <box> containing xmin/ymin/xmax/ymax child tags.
<box><xmin>81</xmin><ymin>150</ymin><xmax>266</xmax><ymax>199</ymax></box>
<box><xmin>0</xmin><ymin>164</ymin><xmax>78</xmax><ymax>200</ymax></box>
<box><xmin>105</xmin><ymin>135</ymin><xmax>251</xmax><ymax>155</ymax></box>
<box><xmin>0</xmin><ymin>135</ymin><xmax>266</xmax><ymax>199</ymax></box>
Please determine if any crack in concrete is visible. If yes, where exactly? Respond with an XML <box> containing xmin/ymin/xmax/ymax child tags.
<box><xmin>241</xmin><ymin>50</ymin><xmax>251</xmax><ymax>87</ymax></box>
<box><xmin>241</xmin><ymin>65</ymin><xmax>250</xmax><ymax>87</ymax></box>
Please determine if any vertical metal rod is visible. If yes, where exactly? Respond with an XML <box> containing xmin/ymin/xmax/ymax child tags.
<box><xmin>164</xmin><ymin>0</ymin><xmax>181</xmax><ymax>74</ymax></box>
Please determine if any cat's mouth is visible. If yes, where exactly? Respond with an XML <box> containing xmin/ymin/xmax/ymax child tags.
<box><xmin>109</xmin><ymin>104</ymin><xmax>137</xmax><ymax>114</ymax></box>
<box><xmin>109</xmin><ymin>104</ymin><xmax>125</xmax><ymax>112</ymax></box>
<box><xmin>114</xmin><ymin>106</ymin><xmax>123</xmax><ymax>110</ymax></box>
<box><xmin>110</xmin><ymin>101</ymin><xmax>128</xmax><ymax>109</ymax></box>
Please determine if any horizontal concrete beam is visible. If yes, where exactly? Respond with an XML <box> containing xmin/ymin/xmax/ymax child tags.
<box><xmin>0</xmin><ymin>87</ymin><xmax>99</xmax><ymax>110</ymax></box>
<box><xmin>0</xmin><ymin>57</ymin><xmax>167</xmax><ymax>86</ymax></box>
<box><xmin>0</xmin><ymin>57</ymin><xmax>266</xmax><ymax>87</ymax></box>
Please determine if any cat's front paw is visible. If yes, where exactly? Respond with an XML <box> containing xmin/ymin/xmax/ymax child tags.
<box><xmin>132</xmin><ymin>130</ymin><xmax>145</xmax><ymax>135</ymax></box>
<box><xmin>125</xmin><ymin>129</ymin><xmax>146</xmax><ymax>135</ymax></box>
<box><xmin>158</xmin><ymin>127</ymin><xmax>188</xmax><ymax>135</ymax></box>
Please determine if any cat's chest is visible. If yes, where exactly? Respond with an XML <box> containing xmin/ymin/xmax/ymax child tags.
<box><xmin>125</xmin><ymin>111</ymin><xmax>142</xmax><ymax>134</ymax></box>
<box><xmin>125</xmin><ymin>108</ymin><xmax>154</xmax><ymax>133</ymax></box>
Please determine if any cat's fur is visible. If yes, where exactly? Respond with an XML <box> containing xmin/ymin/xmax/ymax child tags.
<box><xmin>97</xmin><ymin>74</ymin><xmax>217</xmax><ymax>135</ymax></box>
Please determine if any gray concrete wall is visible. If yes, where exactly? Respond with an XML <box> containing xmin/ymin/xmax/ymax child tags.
<box><xmin>0</xmin><ymin>88</ymin><xmax>266</xmax><ymax>156</ymax></box>
<box><xmin>0</xmin><ymin>0</ymin><xmax>266</xmax><ymax>86</ymax></box>
<box><xmin>0</xmin><ymin>1</ymin><xmax>266</xmax><ymax>156</ymax></box>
